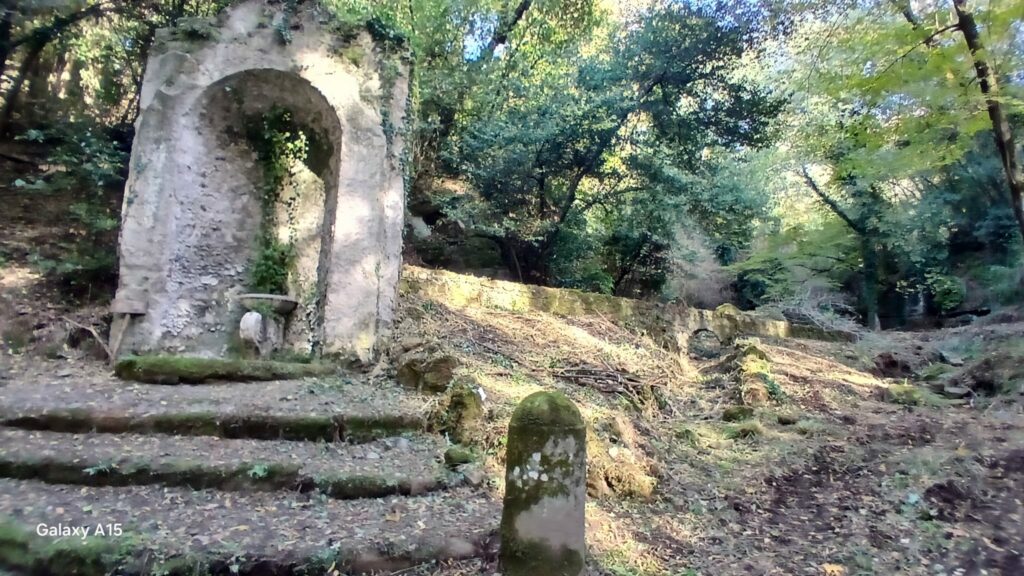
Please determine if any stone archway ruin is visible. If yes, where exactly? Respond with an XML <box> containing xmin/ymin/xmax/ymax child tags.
<box><xmin>110</xmin><ymin>0</ymin><xmax>409</xmax><ymax>362</ymax></box>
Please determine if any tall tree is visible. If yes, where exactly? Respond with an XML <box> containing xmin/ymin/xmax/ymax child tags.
<box><xmin>951</xmin><ymin>0</ymin><xmax>1024</xmax><ymax>243</ymax></box>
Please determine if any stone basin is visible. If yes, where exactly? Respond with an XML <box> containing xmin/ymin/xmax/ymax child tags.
<box><xmin>237</xmin><ymin>293</ymin><xmax>300</xmax><ymax>315</ymax></box>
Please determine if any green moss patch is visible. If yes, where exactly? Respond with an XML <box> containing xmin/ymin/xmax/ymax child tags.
<box><xmin>2</xmin><ymin>411</ymin><xmax>423</xmax><ymax>443</ymax></box>
<box><xmin>0</xmin><ymin>458</ymin><xmax>444</xmax><ymax>502</ymax></box>
<box><xmin>428</xmin><ymin>378</ymin><xmax>486</xmax><ymax>445</ymax></box>
<box><xmin>443</xmin><ymin>445</ymin><xmax>476</xmax><ymax>469</ymax></box>
<box><xmin>882</xmin><ymin>384</ymin><xmax>952</xmax><ymax>407</ymax></box>
<box><xmin>722</xmin><ymin>406</ymin><xmax>755</xmax><ymax>422</ymax></box>
<box><xmin>114</xmin><ymin>355</ymin><xmax>336</xmax><ymax>384</ymax></box>
<box><xmin>724</xmin><ymin>421</ymin><xmax>764</xmax><ymax>440</ymax></box>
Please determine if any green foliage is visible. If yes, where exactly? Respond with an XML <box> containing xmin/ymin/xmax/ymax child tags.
<box><xmin>924</xmin><ymin>272</ymin><xmax>966</xmax><ymax>314</ymax></box>
<box><xmin>247</xmin><ymin>463</ymin><xmax>270</xmax><ymax>479</ymax></box>
<box><xmin>244</xmin><ymin>106</ymin><xmax>310</xmax><ymax>295</ymax></box>
<box><xmin>444</xmin><ymin>1</ymin><xmax>781</xmax><ymax>291</ymax></box>
<box><xmin>249</xmin><ymin>239</ymin><xmax>295</xmax><ymax>295</ymax></box>
<box><xmin>764</xmin><ymin>375</ymin><xmax>786</xmax><ymax>403</ymax></box>
<box><xmin>13</xmin><ymin>123</ymin><xmax>126</xmax><ymax>298</ymax></box>
<box><xmin>975</xmin><ymin>265</ymin><xmax>1024</xmax><ymax>306</ymax></box>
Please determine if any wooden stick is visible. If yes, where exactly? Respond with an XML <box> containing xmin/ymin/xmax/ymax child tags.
<box><xmin>62</xmin><ymin>316</ymin><xmax>112</xmax><ymax>361</ymax></box>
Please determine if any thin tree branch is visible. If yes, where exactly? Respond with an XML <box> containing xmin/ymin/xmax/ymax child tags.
<box><xmin>800</xmin><ymin>165</ymin><xmax>864</xmax><ymax>235</ymax></box>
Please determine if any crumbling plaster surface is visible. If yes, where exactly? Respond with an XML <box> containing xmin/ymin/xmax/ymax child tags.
<box><xmin>113</xmin><ymin>0</ymin><xmax>409</xmax><ymax>362</ymax></box>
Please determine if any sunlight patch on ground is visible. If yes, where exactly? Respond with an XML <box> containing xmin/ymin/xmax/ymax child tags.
<box><xmin>586</xmin><ymin>503</ymin><xmax>686</xmax><ymax>576</ymax></box>
<box><xmin>0</xmin><ymin>264</ymin><xmax>41</xmax><ymax>290</ymax></box>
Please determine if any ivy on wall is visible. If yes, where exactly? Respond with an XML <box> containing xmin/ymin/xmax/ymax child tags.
<box><xmin>244</xmin><ymin>105</ymin><xmax>309</xmax><ymax>295</ymax></box>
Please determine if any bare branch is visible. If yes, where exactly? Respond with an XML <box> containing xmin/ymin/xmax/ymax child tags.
<box><xmin>800</xmin><ymin>165</ymin><xmax>864</xmax><ymax>235</ymax></box>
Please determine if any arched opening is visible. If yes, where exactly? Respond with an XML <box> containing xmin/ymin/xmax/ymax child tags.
<box><xmin>688</xmin><ymin>328</ymin><xmax>723</xmax><ymax>360</ymax></box>
<box><xmin>170</xmin><ymin>69</ymin><xmax>344</xmax><ymax>355</ymax></box>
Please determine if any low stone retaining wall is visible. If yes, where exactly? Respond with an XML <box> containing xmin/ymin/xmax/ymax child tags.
<box><xmin>399</xmin><ymin>266</ymin><xmax>854</xmax><ymax>353</ymax></box>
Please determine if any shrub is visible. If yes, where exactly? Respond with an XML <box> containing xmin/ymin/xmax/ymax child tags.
<box><xmin>924</xmin><ymin>272</ymin><xmax>966</xmax><ymax>313</ymax></box>
<box><xmin>15</xmin><ymin>123</ymin><xmax>127</xmax><ymax>299</ymax></box>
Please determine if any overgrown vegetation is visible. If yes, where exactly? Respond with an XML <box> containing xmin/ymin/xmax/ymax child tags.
<box><xmin>244</xmin><ymin>105</ymin><xmax>309</xmax><ymax>295</ymax></box>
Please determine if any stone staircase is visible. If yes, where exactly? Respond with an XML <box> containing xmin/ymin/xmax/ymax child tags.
<box><xmin>0</xmin><ymin>362</ymin><xmax>499</xmax><ymax>575</ymax></box>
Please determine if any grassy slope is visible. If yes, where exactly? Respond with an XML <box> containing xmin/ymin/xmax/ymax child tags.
<box><xmin>395</xmin><ymin>288</ymin><xmax>1024</xmax><ymax>576</ymax></box>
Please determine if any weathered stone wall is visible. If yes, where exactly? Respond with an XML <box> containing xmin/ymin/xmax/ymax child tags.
<box><xmin>112</xmin><ymin>0</ymin><xmax>409</xmax><ymax>362</ymax></box>
<box><xmin>400</xmin><ymin>266</ymin><xmax>855</xmax><ymax>353</ymax></box>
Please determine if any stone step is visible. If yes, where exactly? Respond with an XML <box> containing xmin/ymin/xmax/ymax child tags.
<box><xmin>0</xmin><ymin>374</ymin><xmax>430</xmax><ymax>442</ymax></box>
<box><xmin>0</xmin><ymin>479</ymin><xmax>498</xmax><ymax>575</ymax></box>
<box><xmin>0</xmin><ymin>429</ymin><xmax>456</xmax><ymax>499</ymax></box>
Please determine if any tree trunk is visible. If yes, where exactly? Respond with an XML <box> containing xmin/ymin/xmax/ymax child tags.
<box><xmin>953</xmin><ymin>0</ymin><xmax>1024</xmax><ymax>244</ymax></box>
<box><xmin>861</xmin><ymin>235</ymin><xmax>881</xmax><ymax>330</ymax></box>
<box><xmin>0</xmin><ymin>39</ymin><xmax>45</xmax><ymax>135</ymax></box>
<box><xmin>0</xmin><ymin>1</ymin><xmax>14</xmax><ymax>83</ymax></box>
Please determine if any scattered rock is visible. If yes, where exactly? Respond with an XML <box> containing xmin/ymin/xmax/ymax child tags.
<box><xmin>941</xmin><ymin>385</ymin><xmax>971</xmax><ymax>399</ymax></box>
<box><xmin>444</xmin><ymin>445</ymin><xmax>475</xmax><ymax>468</ymax></box>
<box><xmin>396</xmin><ymin>348</ymin><xmax>458</xmax><ymax>393</ymax></box>
<box><xmin>457</xmin><ymin>464</ymin><xmax>487</xmax><ymax>488</ymax></box>
<box><xmin>722</xmin><ymin>405</ymin><xmax>754</xmax><ymax>422</ymax></box>
<box><xmin>881</xmin><ymin>384</ymin><xmax>934</xmax><ymax>406</ymax></box>
<box><xmin>937</xmin><ymin>350</ymin><xmax>965</xmax><ymax>367</ymax></box>
<box><xmin>430</xmin><ymin>377</ymin><xmax>486</xmax><ymax>444</ymax></box>
<box><xmin>396</xmin><ymin>335</ymin><xmax>426</xmax><ymax>353</ymax></box>
<box><xmin>776</xmin><ymin>412</ymin><xmax>800</xmax><ymax>426</ymax></box>
<box><xmin>873</xmin><ymin>352</ymin><xmax>914</xmax><ymax>378</ymax></box>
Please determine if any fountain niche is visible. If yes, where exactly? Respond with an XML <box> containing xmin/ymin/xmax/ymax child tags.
<box><xmin>109</xmin><ymin>0</ymin><xmax>409</xmax><ymax>363</ymax></box>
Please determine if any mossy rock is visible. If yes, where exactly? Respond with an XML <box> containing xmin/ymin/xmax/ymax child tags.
<box><xmin>584</xmin><ymin>424</ymin><xmax>656</xmax><ymax>500</ymax></box>
<box><xmin>688</xmin><ymin>329</ymin><xmax>723</xmax><ymax>360</ymax></box>
<box><xmin>114</xmin><ymin>356</ymin><xmax>335</xmax><ymax>384</ymax></box>
<box><xmin>603</xmin><ymin>464</ymin><xmax>656</xmax><ymax>499</ymax></box>
<box><xmin>919</xmin><ymin>363</ymin><xmax>953</xmax><ymax>382</ymax></box>
<box><xmin>882</xmin><ymin>384</ymin><xmax>925</xmax><ymax>406</ymax></box>
<box><xmin>510</xmin><ymin>391</ymin><xmax>584</xmax><ymax>431</ymax></box>
<box><xmin>722</xmin><ymin>405</ymin><xmax>754</xmax><ymax>422</ymax></box>
<box><xmin>739</xmin><ymin>378</ymin><xmax>770</xmax><ymax>407</ymax></box>
<box><xmin>738</xmin><ymin>343</ymin><xmax>771</xmax><ymax>362</ymax></box>
<box><xmin>881</xmin><ymin>384</ymin><xmax>953</xmax><ymax>407</ymax></box>
<box><xmin>428</xmin><ymin>377</ymin><xmax>486</xmax><ymax>445</ymax></box>
<box><xmin>776</xmin><ymin>412</ymin><xmax>800</xmax><ymax>426</ymax></box>
<box><xmin>674</xmin><ymin>426</ymin><xmax>700</xmax><ymax>446</ymax></box>
<box><xmin>444</xmin><ymin>445</ymin><xmax>476</xmax><ymax>468</ymax></box>
<box><xmin>396</xmin><ymin>348</ymin><xmax>458</xmax><ymax>393</ymax></box>
<box><xmin>724</xmin><ymin>421</ymin><xmax>763</xmax><ymax>440</ymax></box>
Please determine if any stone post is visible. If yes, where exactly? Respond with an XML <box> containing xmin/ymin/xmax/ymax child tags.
<box><xmin>500</xmin><ymin>391</ymin><xmax>587</xmax><ymax>576</ymax></box>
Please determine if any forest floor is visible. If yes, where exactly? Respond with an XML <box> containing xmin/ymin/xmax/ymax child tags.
<box><xmin>0</xmin><ymin>160</ymin><xmax>1023</xmax><ymax>575</ymax></box>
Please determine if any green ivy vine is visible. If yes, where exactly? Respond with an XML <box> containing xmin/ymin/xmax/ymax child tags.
<box><xmin>244</xmin><ymin>105</ymin><xmax>309</xmax><ymax>295</ymax></box>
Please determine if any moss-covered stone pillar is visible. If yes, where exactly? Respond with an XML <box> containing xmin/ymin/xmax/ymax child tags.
<box><xmin>500</xmin><ymin>391</ymin><xmax>586</xmax><ymax>576</ymax></box>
